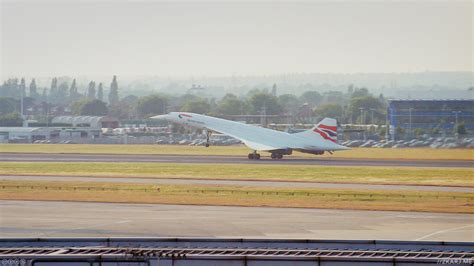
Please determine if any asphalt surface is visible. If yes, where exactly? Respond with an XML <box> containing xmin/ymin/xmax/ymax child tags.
<box><xmin>1</xmin><ymin>153</ymin><xmax>472</xmax><ymax>167</ymax></box>
<box><xmin>1</xmin><ymin>175</ymin><xmax>472</xmax><ymax>193</ymax></box>
<box><xmin>0</xmin><ymin>200</ymin><xmax>472</xmax><ymax>241</ymax></box>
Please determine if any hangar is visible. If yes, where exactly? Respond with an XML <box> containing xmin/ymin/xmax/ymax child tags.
<box><xmin>0</xmin><ymin>116</ymin><xmax>118</xmax><ymax>143</ymax></box>
<box><xmin>0</xmin><ymin>127</ymin><xmax>49</xmax><ymax>143</ymax></box>
<box><xmin>0</xmin><ymin>126</ymin><xmax>103</xmax><ymax>143</ymax></box>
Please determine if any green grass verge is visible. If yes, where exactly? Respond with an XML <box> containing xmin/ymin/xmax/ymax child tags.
<box><xmin>1</xmin><ymin>144</ymin><xmax>473</xmax><ymax>160</ymax></box>
<box><xmin>1</xmin><ymin>162</ymin><xmax>473</xmax><ymax>187</ymax></box>
<box><xmin>0</xmin><ymin>180</ymin><xmax>472</xmax><ymax>213</ymax></box>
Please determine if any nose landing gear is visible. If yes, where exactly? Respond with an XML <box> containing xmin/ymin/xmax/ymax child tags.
<box><xmin>204</xmin><ymin>130</ymin><xmax>211</xmax><ymax>147</ymax></box>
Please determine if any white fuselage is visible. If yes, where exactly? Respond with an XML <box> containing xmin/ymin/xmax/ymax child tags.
<box><xmin>154</xmin><ymin>112</ymin><xmax>349</xmax><ymax>153</ymax></box>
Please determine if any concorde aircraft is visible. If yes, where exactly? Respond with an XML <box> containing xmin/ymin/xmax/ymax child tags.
<box><xmin>152</xmin><ymin>112</ymin><xmax>349</xmax><ymax>159</ymax></box>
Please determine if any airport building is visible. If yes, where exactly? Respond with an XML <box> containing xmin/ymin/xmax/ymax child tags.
<box><xmin>0</xmin><ymin>116</ymin><xmax>119</xmax><ymax>143</ymax></box>
<box><xmin>387</xmin><ymin>99</ymin><xmax>474</xmax><ymax>139</ymax></box>
<box><xmin>0</xmin><ymin>126</ymin><xmax>103</xmax><ymax>143</ymax></box>
<box><xmin>51</xmin><ymin>116</ymin><xmax>119</xmax><ymax>128</ymax></box>
<box><xmin>0</xmin><ymin>127</ymin><xmax>49</xmax><ymax>143</ymax></box>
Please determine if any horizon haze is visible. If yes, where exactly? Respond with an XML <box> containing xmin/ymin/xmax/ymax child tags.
<box><xmin>1</xmin><ymin>0</ymin><xmax>472</xmax><ymax>81</ymax></box>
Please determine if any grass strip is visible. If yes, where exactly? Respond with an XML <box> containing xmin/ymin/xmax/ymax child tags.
<box><xmin>0</xmin><ymin>180</ymin><xmax>472</xmax><ymax>213</ymax></box>
<box><xmin>0</xmin><ymin>162</ymin><xmax>473</xmax><ymax>187</ymax></box>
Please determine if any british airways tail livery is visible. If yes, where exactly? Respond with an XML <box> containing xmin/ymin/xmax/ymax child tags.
<box><xmin>152</xmin><ymin>112</ymin><xmax>349</xmax><ymax>159</ymax></box>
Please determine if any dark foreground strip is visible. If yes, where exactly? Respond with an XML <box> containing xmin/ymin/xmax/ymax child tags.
<box><xmin>0</xmin><ymin>238</ymin><xmax>472</xmax><ymax>264</ymax></box>
<box><xmin>0</xmin><ymin>246</ymin><xmax>472</xmax><ymax>261</ymax></box>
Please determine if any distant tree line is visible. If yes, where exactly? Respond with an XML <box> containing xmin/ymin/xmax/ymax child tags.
<box><xmin>123</xmin><ymin>85</ymin><xmax>388</xmax><ymax>125</ymax></box>
<box><xmin>0</xmin><ymin>75</ymin><xmax>120</xmax><ymax>125</ymax></box>
<box><xmin>0</xmin><ymin>76</ymin><xmax>388</xmax><ymax>127</ymax></box>
<box><xmin>1</xmin><ymin>76</ymin><xmax>120</xmax><ymax>103</ymax></box>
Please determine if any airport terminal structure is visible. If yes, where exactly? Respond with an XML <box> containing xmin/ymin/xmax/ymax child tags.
<box><xmin>387</xmin><ymin>99</ymin><xmax>474</xmax><ymax>139</ymax></box>
<box><xmin>0</xmin><ymin>116</ymin><xmax>118</xmax><ymax>143</ymax></box>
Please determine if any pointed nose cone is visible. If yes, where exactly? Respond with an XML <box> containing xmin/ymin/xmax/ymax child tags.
<box><xmin>150</xmin><ymin>114</ymin><xmax>170</xmax><ymax>120</ymax></box>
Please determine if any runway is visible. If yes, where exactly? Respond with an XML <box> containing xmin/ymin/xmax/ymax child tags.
<box><xmin>0</xmin><ymin>200</ymin><xmax>472</xmax><ymax>241</ymax></box>
<box><xmin>1</xmin><ymin>153</ymin><xmax>472</xmax><ymax>167</ymax></box>
<box><xmin>1</xmin><ymin>175</ymin><xmax>472</xmax><ymax>193</ymax></box>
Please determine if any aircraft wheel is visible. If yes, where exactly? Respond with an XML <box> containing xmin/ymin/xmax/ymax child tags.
<box><xmin>248</xmin><ymin>153</ymin><xmax>254</xmax><ymax>159</ymax></box>
<box><xmin>205</xmin><ymin>143</ymin><xmax>210</xmax><ymax>147</ymax></box>
<box><xmin>255</xmin><ymin>153</ymin><xmax>261</xmax><ymax>160</ymax></box>
<box><xmin>271</xmin><ymin>153</ymin><xmax>283</xmax><ymax>159</ymax></box>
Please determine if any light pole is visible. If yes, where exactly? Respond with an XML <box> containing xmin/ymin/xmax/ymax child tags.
<box><xmin>408</xmin><ymin>108</ymin><xmax>413</xmax><ymax>139</ymax></box>
<box><xmin>369</xmin><ymin>108</ymin><xmax>376</xmax><ymax>125</ymax></box>
<box><xmin>359</xmin><ymin>107</ymin><xmax>365</xmax><ymax>124</ymax></box>
<box><xmin>20</xmin><ymin>84</ymin><xmax>25</xmax><ymax>127</ymax></box>
<box><xmin>261</xmin><ymin>104</ymin><xmax>267</xmax><ymax>127</ymax></box>
<box><xmin>46</xmin><ymin>92</ymin><xmax>49</xmax><ymax>128</ymax></box>
<box><xmin>359</xmin><ymin>107</ymin><xmax>366</xmax><ymax>141</ymax></box>
<box><xmin>386</xmin><ymin>108</ymin><xmax>390</xmax><ymax>140</ymax></box>
<box><xmin>453</xmin><ymin>111</ymin><xmax>461</xmax><ymax>138</ymax></box>
<box><xmin>453</xmin><ymin>111</ymin><xmax>461</xmax><ymax>127</ymax></box>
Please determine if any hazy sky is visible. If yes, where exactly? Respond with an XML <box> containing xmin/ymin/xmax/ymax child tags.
<box><xmin>0</xmin><ymin>0</ymin><xmax>472</xmax><ymax>80</ymax></box>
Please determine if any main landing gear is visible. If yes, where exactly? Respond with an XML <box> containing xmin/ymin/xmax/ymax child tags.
<box><xmin>270</xmin><ymin>149</ymin><xmax>290</xmax><ymax>159</ymax></box>
<box><xmin>247</xmin><ymin>149</ymin><xmax>291</xmax><ymax>160</ymax></box>
<box><xmin>270</xmin><ymin>152</ymin><xmax>283</xmax><ymax>159</ymax></box>
<box><xmin>248</xmin><ymin>151</ymin><xmax>261</xmax><ymax>160</ymax></box>
<box><xmin>248</xmin><ymin>152</ymin><xmax>282</xmax><ymax>160</ymax></box>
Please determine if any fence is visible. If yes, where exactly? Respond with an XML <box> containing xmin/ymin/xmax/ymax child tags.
<box><xmin>180</xmin><ymin>188</ymin><xmax>473</xmax><ymax>200</ymax></box>
<box><xmin>0</xmin><ymin>185</ymin><xmax>472</xmax><ymax>201</ymax></box>
<box><xmin>0</xmin><ymin>184</ymin><xmax>160</xmax><ymax>192</ymax></box>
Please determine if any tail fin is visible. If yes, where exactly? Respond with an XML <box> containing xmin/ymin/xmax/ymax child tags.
<box><xmin>295</xmin><ymin>117</ymin><xmax>338</xmax><ymax>143</ymax></box>
<box><xmin>313</xmin><ymin>118</ymin><xmax>338</xmax><ymax>143</ymax></box>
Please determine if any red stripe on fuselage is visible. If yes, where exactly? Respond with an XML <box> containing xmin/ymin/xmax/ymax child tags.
<box><xmin>180</xmin><ymin>113</ymin><xmax>193</xmax><ymax>118</ymax></box>
<box><xmin>313</xmin><ymin>128</ymin><xmax>336</xmax><ymax>143</ymax></box>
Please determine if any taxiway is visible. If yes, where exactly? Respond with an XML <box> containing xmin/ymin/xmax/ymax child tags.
<box><xmin>0</xmin><ymin>200</ymin><xmax>472</xmax><ymax>241</ymax></box>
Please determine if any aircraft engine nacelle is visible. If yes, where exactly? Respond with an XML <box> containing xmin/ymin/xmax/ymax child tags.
<box><xmin>270</xmin><ymin>149</ymin><xmax>293</xmax><ymax>155</ymax></box>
